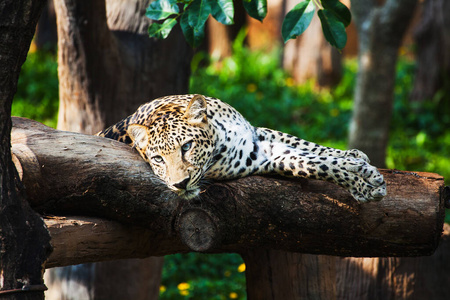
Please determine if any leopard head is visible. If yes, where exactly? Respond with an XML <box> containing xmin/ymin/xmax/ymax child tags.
<box><xmin>127</xmin><ymin>95</ymin><xmax>214</xmax><ymax>199</ymax></box>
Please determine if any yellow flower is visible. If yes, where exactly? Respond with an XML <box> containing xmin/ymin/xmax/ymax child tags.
<box><xmin>224</xmin><ymin>270</ymin><xmax>232</xmax><ymax>277</ymax></box>
<box><xmin>180</xmin><ymin>290</ymin><xmax>189</xmax><ymax>296</ymax></box>
<box><xmin>246</xmin><ymin>83</ymin><xmax>257</xmax><ymax>93</ymax></box>
<box><xmin>159</xmin><ymin>285</ymin><xmax>166</xmax><ymax>293</ymax></box>
<box><xmin>177</xmin><ymin>282</ymin><xmax>190</xmax><ymax>290</ymax></box>
<box><xmin>285</xmin><ymin>77</ymin><xmax>295</xmax><ymax>87</ymax></box>
<box><xmin>237</xmin><ymin>263</ymin><xmax>246</xmax><ymax>273</ymax></box>
<box><xmin>229</xmin><ymin>292</ymin><xmax>238</xmax><ymax>299</ymax></box>
<box><xmin>330</xmin><ymin>108</ymin><xmax>340</xmax><ymax>117</ymax></box>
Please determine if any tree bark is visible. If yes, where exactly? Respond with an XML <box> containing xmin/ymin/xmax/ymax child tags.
<box><xmin>243</xmin><ymin>250</ymin><xmax>336</xmax><ymax>299</ymax></box>
<box><xmin>0</xmin><ymin>1</ymin><xmax>52</xmax><ymax>299</ymax></box>
<box><xmin>34</xmin><ymin>1</ymin><xmax>57</xmax><ymax>52</ymax></box>
<box><xmin>282</xmin><ymin>0</ymin><xmax>342</xmax><ymax>87</ymax></box>
<box><xmin>206</xmin><ymin>0</ymin><xmax>247</xmax><ymax>59</ymax></box>
<box><xmin>49</xmin><ymin>0</ymin><xmax>193</xmax><ymax>298</ymax></box>
<box><xmin>411</xmin><ymin>0</ymin><xmax>450</xmax><ymax>101</ymax></box>
<box><xmin>348</xmin><ymin>0</ymin><xmax>418</xmax><ymax>167</ymax></box>
<box><xmin>336</xmin><ymin>223</ymin><xmax>450</xmax><ymax>300</ymax></box>
<box><xmin>55</xmin><ymin>0</ymin><xmax>192</xmax><ymax>134</ymax></box>
<box><xmin>11</xmin><ymin>117</ymin><xmax>446</xmax><ymax>264</ymax></box>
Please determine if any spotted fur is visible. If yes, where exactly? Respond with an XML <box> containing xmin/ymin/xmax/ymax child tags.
<box><xmin>98</xmin><ymin>94</ymin><xmax>386</xmax><ymax>202</ymax></box>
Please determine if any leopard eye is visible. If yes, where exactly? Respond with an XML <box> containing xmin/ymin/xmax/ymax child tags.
<box><xmin>181</xmin><ymin>142</ymin><xmax>192</xmax><ymax>153</ymax></box>
<box><xmin>152</xmin><ymin>155</ymin><xmax>164</xmax><ymax>163</ymax></box>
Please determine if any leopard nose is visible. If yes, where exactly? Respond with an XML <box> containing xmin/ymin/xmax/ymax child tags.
<box><xmin>173</xmin><ymin>178</ymin><xmax>190</xmax><ymax>190</ymax></box>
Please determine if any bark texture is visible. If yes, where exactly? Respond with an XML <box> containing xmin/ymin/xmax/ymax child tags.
<box><xmin>243</xmin><ymin>250</ymin><xmax>336</xmax><ymax>299</ymax></box>
<box><xmin>336</xmin><ymin>223</ymin><xmax>450</xmax><ymax>300</ymax></box>
<box><xmin>348</xmin><ymin>0</ymin><xmax>418</xmax><ymax>167</ymax></box>
<box><xmin>0</xmin><ymin>1</ymin><xmax>52</xmax><ymax>299</ymax></box>
<box><xmin>411</xmin><ymin>0</ymin><xmax>450</xmax><ymax>101</ymax></box>
<box><xmin>11</xmin><ymin>117</ymin><xmax>446</xmax><ymax>265</ymax></box>
<box><xmin>55</xmin><ymin>0</ymin><xmax>192</xmax><ymax>134</ymax></box>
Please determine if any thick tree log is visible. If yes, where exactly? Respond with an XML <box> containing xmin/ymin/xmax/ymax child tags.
<box><xmin>11</xmin><ymin>117</ymin><xmax>446</xmax><ymax>268</ymax></box>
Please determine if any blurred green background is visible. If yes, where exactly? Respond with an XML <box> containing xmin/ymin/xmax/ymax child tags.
<box><xmin>13</xmin><ymin>39</ymin><xmax>450</xmax><ymax>299</ymax></box>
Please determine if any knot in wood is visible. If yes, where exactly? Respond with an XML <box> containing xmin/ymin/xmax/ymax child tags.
<box><xmin>178</xmin><ymin>208</ymin><xmax>218</xmax><ymax>252</ymax></box>
<box><xmin>205</xmin><ymin>184</ymin><xmax>232</xmax><ymax>201</ymax></box>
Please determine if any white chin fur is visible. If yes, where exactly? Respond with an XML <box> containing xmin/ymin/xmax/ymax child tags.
<box><xmin>176</xmin><ymin>188</ymin><xmax>200</xmax><ymax>199</ymax></box>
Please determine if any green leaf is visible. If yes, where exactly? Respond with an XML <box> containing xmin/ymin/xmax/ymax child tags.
<box><xmin>187</xmin><ymin>0</ymin><xmax>211</xmax><ymax>29</ymax></box>
<box><xmin>281</xmin><ymin>0</ymin><xmax>315</xmax><ymax>43</ymax></box>
<box><xmin>148</xmin><ymin>18</ymin><xmax>178</xmax><ymax>39</ymax></box>
<box><xmin>211</xmin><ymin>0</ymin><xmax>234</xmax><ymax>25</ymax></box>
<box><xmin>180</xmin><ymin>12</ymin><xmax>205</xmax><ymax>48</ymax></box>
<box><xmin>145</xmin><ymin>0</ymin><xmax>179</xmax><ymax>21</ymax></box>
<box><xmin>318</xmin><ymin>9</ymin><xmax>347</xmax><ymax>50</ymax></box>
<box><xmin>242</xmin><ymin>0</ymin><xmax>267</xmax><ymax>22</ymax></box>
<box><xmin>321</xmin><ymin>0</ymin><xmax>351</xmax><ymax>27</ymax></box>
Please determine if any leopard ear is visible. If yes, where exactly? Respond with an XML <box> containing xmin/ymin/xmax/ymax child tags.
<box><xmin>184</xmin><ymin>94</ymin><xmax>207</xmax><ymax>125</ymax></box>
<box><xmin>127</xmin><ymin>124</ymin><xmax>149</xmax><ymax>149</ymax></box>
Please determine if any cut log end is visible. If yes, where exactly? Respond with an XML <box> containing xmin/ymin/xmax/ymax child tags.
<box><xmin>178</xmin><ymin>208</ymin><xmax>219</xmax><ymax>252</ymax></box>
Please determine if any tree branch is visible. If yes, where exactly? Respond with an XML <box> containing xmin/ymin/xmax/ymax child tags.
<box><xmin>11</xmin><ymin>117</ymin><xmax>446</xmax><ymax>268</ymax></box>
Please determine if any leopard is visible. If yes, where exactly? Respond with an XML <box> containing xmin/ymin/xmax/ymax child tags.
<box><xmin>98</xmin><ymin>94</ymin><xmax>386</xmax><ymax>202</ymax></box>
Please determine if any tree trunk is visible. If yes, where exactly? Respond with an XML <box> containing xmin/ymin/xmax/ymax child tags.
<box><xmin>348</xmin><ymin>0</ymin><xmax>418</xmax><ymax>167</ymax></box>
<box><xmin>411</xmin><ymin>0</ymin><xmax>450</xmax><ymax>102</ymax></box>
<box><xmin>55</xmin><ymin>0</ymin><xmax>192</xmax><ymax>134</ymax></box>
<box><xmin>11</xmin><ymin>117</ymin><xmax>446</xmax><ymax>263</ymax></box>
<box><xmin>206</xmin><ymin>0</ymin><xmax>247</xmax><ymax>59</ymax></box>
<box><xmin>34</xmin><ymin>1</ymin><xmax>57</xmax><ymax>52</ymax></box>
<box><xmin>243</xmin><ymin>250</ymin><xmax>336</xmax><ymax>299</ymax></box>
<box><xmin>0</xmin><ymin>1</ymin><xmax>52</xmax><ymax>299</ymax></box>
<box><xmin>336</xmin><ymin>223</ymin><xmax>450</xmax><ymax>300</ymax></box>
<box><xmin>246</xmin><ymin>0</ymin><xmax>283</xmax><ymax>50</ymax></box>
<box><xmin>282</xmin><ymin>0</ymin><xmax>342</xmax><ymax>87</ymax></box>
<box><xmin>46</xmin><ymin>0</ymin><xmax>193</xmax><ymax>299</ymax></box>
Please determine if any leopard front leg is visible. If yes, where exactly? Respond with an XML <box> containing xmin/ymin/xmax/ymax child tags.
<box><xmin>259</xmin><ymin>145</ymin><xmax>386</xmax><ymax>202</ymax></box>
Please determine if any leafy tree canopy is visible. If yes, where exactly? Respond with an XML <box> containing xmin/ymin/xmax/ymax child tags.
<box><xmin>146</xmin><ymin>0</ymin><xmax>351</xmax><ymax>50</ymax></box>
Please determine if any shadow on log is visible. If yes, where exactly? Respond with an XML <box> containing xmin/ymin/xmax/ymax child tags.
<box><xmin>10</xmin><ymin>117</ymin><xmax>446</xmax><ymax>268</ymax></box>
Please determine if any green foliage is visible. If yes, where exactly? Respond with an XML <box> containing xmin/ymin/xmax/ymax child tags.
<box><xmin>12</xmin><ymin>50</ymin><xmax>59</xmax><ymax>128</ymax></box>
<box><xmin>321</xmin><ymin>0</ymin><xmax>351</xmax><ymax>27</ymax></box>
<box><xmin>282</xmin><ymin>1</ymin><xmax>315</xmax><ymax>41</ymax></box>
<box><xmin>242</xmin><ymin>0</ymin><xmax>267</xmax><ymax>22</ymax></box>
<box><xmin>146</xmin><ymin>0</ymin><xmax>350</xmax><ymax>50</ymax></box>
<box><xmin>160</xmin><ymin>253</ymin><xmax>246</xmax><ymax>299</ymax></box>
<box><xmin>211</xmin><ymin>0</ymin><xmax>234</xmax><ymax>25</ymax></box>
<box><xmin>146</xmin><ymin>0</ymin><xmax>179</xmax><ymax>20</ymax></box>
<box><xmin>281</xmin><ymin>0</ymin><xmax>350</xmax><ymax>48</ymax></box>
<box><xmin>318</xmin><ymin>9</ymin><xmax>347</xmax><ymax>50</ymax></box>
<box><xmin>148</xmin><ymin>18</ymin><xmax>178</xmax><ymax>39</ymax></box>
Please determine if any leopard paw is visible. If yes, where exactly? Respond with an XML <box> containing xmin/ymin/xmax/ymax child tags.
<box><xmin>340</xmin><ymin>159</ymin><xmax>386</xmax><ymax>202</ymax></box>
<box><xmin>344</xmin><ymin>149</ymin><xmax>370</xmax><ymax>163</ymax></box>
